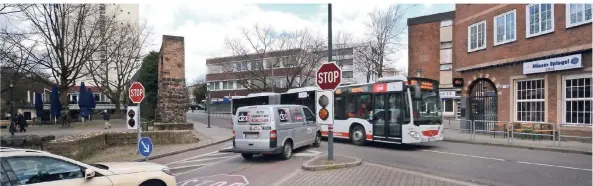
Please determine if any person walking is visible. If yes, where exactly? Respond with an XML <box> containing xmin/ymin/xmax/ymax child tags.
<box><xmin>17</xmin><ymin>112</ymin><xmax>27</xmax><ymax>132</ymax></box>
<box><xmin>9</xmin><ymin>115</ymin><xmax>16</xmax><ymax>136</ymax></box>
<box><xmin>103</xmin><ymin>110</ymin><xmax>111</xmax><ymax>129</ymax></box>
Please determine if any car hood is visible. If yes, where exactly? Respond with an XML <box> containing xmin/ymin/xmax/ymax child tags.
<box><xmin>93</xmin><ymin>162</ymin><xmax>167</xmax><ymax>175</ymax></box>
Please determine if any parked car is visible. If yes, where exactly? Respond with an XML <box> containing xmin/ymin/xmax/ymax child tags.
<box><xmin>0</xmin><ymin>147</ymin><xmax>176</xmax><ymax>186</ymax></box>
<box><xmin>232</xmin><ymin>105</ymin><xmax>321</xmax><ymax>160</ymax></box>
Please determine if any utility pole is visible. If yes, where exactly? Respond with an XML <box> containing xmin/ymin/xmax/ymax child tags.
<box><xmin>327</xmin><ymin>3</ymin><xmax>334</xmax><ymax>161</ymax></box>
<box><xmin>207</xmin><ymin>89</ymin><xmax>211</xmax><ymax>128</ymax></box>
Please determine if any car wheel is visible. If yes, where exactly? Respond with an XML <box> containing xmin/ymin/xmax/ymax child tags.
<box><xmin>312</xmin><ymin>132</ymin><xmax>321</xmax><ymax>147</ymax></box>
<box><xmin>241</xmin><ymin>153</ymin><xmax>254</xmax><ymax>160</ymax></box>
<box><xmin>140</xmin><ymin>180</ymin><xmax>165</xmax><ymax>186</ymax></box>
<box><xmin>280</xmin><ymin>141</ymin><xmax>293</xmax><ymax>160</ymax></box>
<box><xmin>350</xmin><ymin>125</ymin><xmax>366</xmax><ymax>146</ymax></box>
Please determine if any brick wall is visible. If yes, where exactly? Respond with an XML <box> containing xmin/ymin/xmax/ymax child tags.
<box><xmin>156</xmin><ymin>35</ymin><xmax>189</xmax><ymax>123</ymax></box>
<box><xmin>454</xmin><ymin>4</ymin><xmax>592</xmax><ymax>69</ymax></box>
<box><xmin>408</xmin><ymin>21</ymin><xmax>441</xmax><ymax>80</ymax></box>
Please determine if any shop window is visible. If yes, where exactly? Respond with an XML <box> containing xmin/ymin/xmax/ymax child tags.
<box><xmin>467</xmin><ymin>20</ymin><xmax>486</xmax><ymax>52</ymax></box>
<box><xmin>494</xmin><ymin>9</ymin><xmax>516</xmax><ymax>46</ymax></box>
<box><xmin>443</xmin><ymin>99</ymin><xmax>454</xmax><ymax>113</ymax></box>
<box><xmin>526</xmin><ymin>4</ymin><xmax>554</xmax><ymax>38</ymax></box>
<box><xmin>515</xmin><ymin>79</ymin><xmax>545</xmax><ymax>122</ymax></box>
<box><xmin>563</xmin><ymin>74</ymin><xmax>592</xmax><ymax>125</ymax></box>
<box><xmin>566</xmin><ymin>4</ymin><xmax>592</xmax><ymax>28</ymax></box>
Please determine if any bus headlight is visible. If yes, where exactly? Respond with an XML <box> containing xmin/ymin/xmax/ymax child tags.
<box><xmin>408</xmin><ymin>131</ymin><xmax>420</xmax><ymax>139</ymax></box>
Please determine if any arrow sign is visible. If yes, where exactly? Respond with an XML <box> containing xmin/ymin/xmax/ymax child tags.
<box><xmin>138</xmin><ymin>137</ymin><xmax>153</xmax><ymax>157</ymax></box>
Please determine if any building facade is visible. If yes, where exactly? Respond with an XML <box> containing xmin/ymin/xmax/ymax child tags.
<box><xmin>205</xmin><ymin>47</ymin><xmax>364</xmax><ymax>99</ymax></box>
<box><xmin>453</xmin><ymin>4</ymin><xmax>592</xmax><ymax>129</ymax></box>
<box><xmin>408</xmin><ymin>11</ymin><xmax>461</xmax><ymax>119</ymax></box>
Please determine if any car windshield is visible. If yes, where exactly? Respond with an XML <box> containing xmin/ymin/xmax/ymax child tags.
<box><xmin>412</xmin><ymin>89</ymin><xmax>442</xmax><ymax>125</ymax></box>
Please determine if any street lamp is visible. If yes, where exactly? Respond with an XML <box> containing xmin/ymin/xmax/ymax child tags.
<box><xmin>206</xmin><ymin>83</ymin><xmax>211</xmax><ymax>128</ymax></box>
<box><xmin>9</xmin><ymin>83</ymin><xmax>14</xmax><ymax>121</ymax></box>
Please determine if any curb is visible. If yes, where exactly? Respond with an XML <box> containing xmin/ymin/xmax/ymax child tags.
<box><xmin>444</xmin><ymin>139</ymin><xmax>592</xmax><ymax>155</ymax></box>
<box><xmin>301</xmin><ymin>155</ymin><xmax>362</xmax><ymax>171</ymax></box>
<box><xmin>135</xmin><ymin>137</ymin><xmax>233</xmax><ymax>162</ymax></box>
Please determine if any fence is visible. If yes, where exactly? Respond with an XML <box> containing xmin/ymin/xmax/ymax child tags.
<box><xmin>444</xmin><ymin>119</ymin><xmax>591</xmax><ymax>149</ymax></box>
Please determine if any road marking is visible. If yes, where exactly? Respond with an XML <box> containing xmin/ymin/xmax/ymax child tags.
<box><xmin>169</xmin><ymin>163</ymin><xmax>211</xmax><ymax>171</ymax></box>
<box><xmin>174</xmin><ymin>155</ymin><xmax>240</xmax><ymax>177</ymax></box>
<box><xmin>422</xmin><ymin>150</ymin><xmax>506</xmax><ymax>161</ymax></box>
<box><xmin>166</xmin><ymin>150</ymin><xmax>220</xmax><ymax>165</ymax></box>
<box><xmin>293</xmin><ymin>150</ymin><xmax>322</xmax><ymax>157</ymax></box>
<box><xmin>181</xmin><ymin>155</ymin><xmax>238</xmax><ymax>163</ymax></box>
<box><xmin>516</xmin><ymin>161</ymin><xmax>592</xmax><ymax>172</ymax></box>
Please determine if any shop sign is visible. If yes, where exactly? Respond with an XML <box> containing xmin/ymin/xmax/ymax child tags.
<box><xmin>440</xmin><ymin>91</ymin><xmax>457</xmax><ymax>98</ymax></box>
<box><xmin>523</xmin><ymin>54</ymin><xmax>582</xmax><ymax>74</ymax></box>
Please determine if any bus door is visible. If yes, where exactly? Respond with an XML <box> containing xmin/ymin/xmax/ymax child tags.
<box><xmin>372</xmin><ymin>92</ymin><xmax>403</xmax><ymax>142</ymax></box>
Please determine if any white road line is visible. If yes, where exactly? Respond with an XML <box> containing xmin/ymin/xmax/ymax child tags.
<box><xmin>180</xmin><ymin>155</ymin><xmax>238</xmax><ymax>163</ymax></box>
<box><xmin>174</xmin><ymin>155</ymin><xmax>240</xmax><ymax>177</ymax></box>
<box><xmin>165</xmin><ymin>150</ymin><xmax>220</xmax><ymax>166</ymax></box>
<box><xmin>169</xmin><ymin>163</ymin><xmax>212</xmax><ymax>170</ymax></box>
<box><xmin>516</xmin><ymin>161</ymin><xmax>593</xmax><ymax>172</ymax></box>
<box><xmin>422</xmin><ymin>150</ymin><xmax>506</xmax><ymax>161</ymax></box>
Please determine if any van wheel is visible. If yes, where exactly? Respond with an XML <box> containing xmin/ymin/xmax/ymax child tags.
<box><xmin>280</xmin><ymin>141</ymin><xmax>293</xmax><ymax>160</ymax></box>
<box><xmin>350</xmin><ymin>125</ymin><xmax>366</xmax><ymax>146</ymax></box>
<box><xmin>241</xmin><ymin>153</ymin><xmax>253</xmax><ymax>160</ymax></box>
<box><xmin>312</xmin><ymin>132</ymin><xmax>321</xmax><ymax>147</ymax></box>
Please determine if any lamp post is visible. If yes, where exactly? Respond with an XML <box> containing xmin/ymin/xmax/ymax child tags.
<box><xmin>207</xmin><ymin>85</ymin><xmax>211</xmax><ymax>128</ymax></box>
<box><xmin>10</xmin><ymin>83</ymin><xmax>14</xmax><ymax>121</ymax></box>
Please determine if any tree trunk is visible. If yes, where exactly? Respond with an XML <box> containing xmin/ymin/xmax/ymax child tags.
<box><xmin>113</xmin><ymin>93</ymin><xmax>122</xmax><ymax>118</ymax></box>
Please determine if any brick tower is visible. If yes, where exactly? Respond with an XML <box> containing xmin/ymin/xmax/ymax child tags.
<box><xmin>155</xmin><ymin>35</ymin><xmax>188</xmax><ymax>123</ymax></box>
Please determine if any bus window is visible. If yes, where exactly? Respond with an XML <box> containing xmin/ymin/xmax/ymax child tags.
<box><xmin>334</xmin><ymin>96</ymin><xmax>346</xmax><ymax>119</ymax></box>
<box><xmin>346</xmin><ymin>94</ymin><xmax>372</xmax><ymax>119</ymax></box>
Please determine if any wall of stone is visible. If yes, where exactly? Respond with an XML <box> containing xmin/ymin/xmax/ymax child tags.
<box><xmin>156</xmin><ymin>35</ymin><xmax>189</xmax><ymax>124</ymax></box>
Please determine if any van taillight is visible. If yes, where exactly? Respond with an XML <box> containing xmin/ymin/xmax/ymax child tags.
<box><xmin>232</xmin><ymin>130</ymin><xmax>235</xmax><ymax>138</ymax></box>
<box><xmin>270</xmin><ymin>130</ymin><xmax>277</xmax><ymax>140</ymax></box>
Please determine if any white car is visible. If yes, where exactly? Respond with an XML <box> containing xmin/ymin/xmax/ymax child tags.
<box><xmin>0</xmin><ymin>147</ymin><xmax>176</xmax><ymax>186</ymax></box>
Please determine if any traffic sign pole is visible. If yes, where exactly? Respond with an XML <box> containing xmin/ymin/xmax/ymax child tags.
<box><xmin>327</xmin><ymin>3</ymin><xmax>333</xmax><ymax>161</ymax></box>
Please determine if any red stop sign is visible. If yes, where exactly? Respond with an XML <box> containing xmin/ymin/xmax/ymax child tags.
<box><xmin>129</xmin><ymin>82</ymin><xmax>145</xmax><ymax>104</ymax></box>
<box><xmin>316</xmin><ymin>62</ymin><xmax>342</xmax><ymax>91</ymax></box>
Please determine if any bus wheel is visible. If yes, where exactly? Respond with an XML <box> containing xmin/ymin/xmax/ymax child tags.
<box><xmin>350</xmin><ymin>125</ymin><xmax>366</xmax><ymax>146</ymax></box>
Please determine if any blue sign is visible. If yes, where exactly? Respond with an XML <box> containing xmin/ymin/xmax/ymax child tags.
<box><xmin>523</xmin><ymin>54</ymin><xmax>583</xmax><ymax>74</ymax></box>
<box><xmin>138</xmin><ymin>137</ymin><xmax>153</xmax><ymax>157</ymax></box>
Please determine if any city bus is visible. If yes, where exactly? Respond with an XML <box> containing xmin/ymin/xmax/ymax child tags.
<box><xmin>230</xmin><ymin>92</ymin><xmax>280</xmax><ymax>116</ymax></box>
<box><xmin>324</xmin><ymin>76</ymin><xmax>443</xmax><ymax>145</ymax></box>
<box><xmin>280</xmin><ymin>86</ymin><xmax>320</xmax><ymax>112</ymax></box>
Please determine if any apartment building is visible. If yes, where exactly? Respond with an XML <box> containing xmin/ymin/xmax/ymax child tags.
<box><xmin>408</xmin><ymin>11</ymin><xmax>461</xmax><ymax>119</ymax></box>
<box><xmin>453</xmin><ymin>4</ymin><xmax>592</xmax><ymax>129</ymax></box>
<box><xmin>205</xmin><ymin>47</ymin><xmax>362</xmax><ymax>99</ymax></box>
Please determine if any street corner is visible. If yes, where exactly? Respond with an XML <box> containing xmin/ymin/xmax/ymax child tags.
<box><xmin>301</xmin><ymin>154</ymin><xmax>362</xmax><ymax>171</ymax></box>
<box><xmin>177</xmin><ymin>174</ymin><xmax>249</xmax><ymax>186</ymax></box>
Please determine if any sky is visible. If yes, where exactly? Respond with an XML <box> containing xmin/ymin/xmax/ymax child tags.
<box><xmin>139</xmin><ymin>3</ymin><xmax>455</xmax><ymax>82</ymax></box>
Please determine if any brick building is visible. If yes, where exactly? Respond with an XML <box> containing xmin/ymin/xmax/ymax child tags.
<box><xmin>453</xmin><ymin>4</ymin><xmax>592</xmax><ymax>129</ymax></box>
<box><xmin>408</xmin><ymin>11</ymin><xmax>460</xmax><ymax>119</ymax></box>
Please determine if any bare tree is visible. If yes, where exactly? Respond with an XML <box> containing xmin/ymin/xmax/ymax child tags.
<box><xmin>1</xmin><ymin>4</ymin><xmax>119</xmax><ymax>106</ymax></box>
<box><xmin>0</xmin><ymin>4</ymin><xmax>31</xmax><ymax>15</ymax></box>
<box><xmin>273</xmin><ymin>28</ymin><xmax>325</xmax><ymax>88</ymax></box>
<box><xmin>85</xmin><ymin>18</ymin><xmax>152</xmax><ymax>116</ymax></box>
<box><xmin>360</xmin><ymin>5</ymin><xmax>408</xmax><ymax>79</ymax></box>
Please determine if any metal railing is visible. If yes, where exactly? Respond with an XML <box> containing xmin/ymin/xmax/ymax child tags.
<box><xmin>443</xmin><ymin>119</ymin><xmax>593</xmax><ymax>148</ymax></box>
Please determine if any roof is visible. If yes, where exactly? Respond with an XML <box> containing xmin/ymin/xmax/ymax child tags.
<box><xmin>68</xmin><ymin>86</ymin><xmax>103</xmax><ymax>93</ymax></box>
<box><xmin>245</xmin><ymin>92</ymin><xmax>280</xmax><ymax>97</ymax></box>
<box><xmin>407</xmin><ymin>11</ymin><xmax>455</xmax><ymax>26</ymax></box>
<box><xmin>285</xmin><ymin>86</ymin><xmax>320</xmax><ymax>93</ymax></box>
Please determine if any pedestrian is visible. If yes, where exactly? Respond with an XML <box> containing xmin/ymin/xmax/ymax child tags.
<box><xmin>9</xmin><ymin>116</ymin><xmax>16</xmax><ymax>136</ymax></box>
<box><xmin>17</xmin><ymin>112</ymin><xmax>27</xmax><ymax>132</ymax></box>
<box><xmin>103</xmin><ymin>110</ymin><xmax>111</xmax><ymax>129</ymax></box>
<box><xmin>61</xmin><ymin>110</ymin><xmax>71</xmax><ymax>128</ymax></box>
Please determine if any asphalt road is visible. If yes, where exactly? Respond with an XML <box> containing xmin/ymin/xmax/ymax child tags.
<box><xmin>183</xmin><ymin>112</ymin><xmax>592</xmax><ymax>186</ymax></box>
<box><xmin>187</xmin><ymin>111</ymin><xmax>233</xmax><ymax>129</ymax></box>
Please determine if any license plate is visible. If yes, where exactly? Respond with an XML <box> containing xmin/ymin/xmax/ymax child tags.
<box><xmin>245</xmin><ymin>134</ymin><xmax>258</xmax><ymax>139</ymax></box>
<box><xmin>249</xmin><ymin>125</ymin><xmax>262</xmax><ymax>131</ymax></box>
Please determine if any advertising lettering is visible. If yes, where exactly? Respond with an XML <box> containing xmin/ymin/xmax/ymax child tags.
<box><xmin>523</xmin><ymin>54</ymin><xmax>582</xmax><ymax>74</ymax></box>
<box><xmin>250</xmin><ymin>110</ymin><xmax>270</xmax><ymax>123</ymax></box>
<box><xmin>351</xmin><ymin>87</ymin><xmax>365</xmax><ymax>93</ymax></box>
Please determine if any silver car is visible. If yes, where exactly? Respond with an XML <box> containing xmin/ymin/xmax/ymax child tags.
<box><xmin>232</xmin><ymin>105</ymin><xmax>321</xmax><ymax>160</ymax></box>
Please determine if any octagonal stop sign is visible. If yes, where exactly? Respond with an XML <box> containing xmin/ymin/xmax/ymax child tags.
<box><xmin>129</xmin><ymin>82</ymin><xmax>145</xmax><ymax>104</ymax></box>
<box><xmin>316</xmin><ymin>62</ymin><xmax>342</xmax><ymax>91</ymax></box>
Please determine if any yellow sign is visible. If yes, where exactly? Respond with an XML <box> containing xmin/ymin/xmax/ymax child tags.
<box><xmin>335</xmin><ymin>89</ymin><xmax>342</xmax><ymax>94</ymax></box>
<box><xmin>351</xmin><ymin>87</ymin><xmax>364</xmax><ymax>93</ymax></box>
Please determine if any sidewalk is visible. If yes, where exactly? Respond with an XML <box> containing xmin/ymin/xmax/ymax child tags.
<box><xmin>0</xmin><ymin>119</ymin><xmax>128</xmax><ymax>139</ymax></box>
<box><xmin>444</xmin><ymin>128</ymin><xmax>592</xmax><ymax>154</ymax></box>
<box><xmin>273</xmin><ymin>161</ymin><xmax>478</xmax><ymax>186</ymax></box>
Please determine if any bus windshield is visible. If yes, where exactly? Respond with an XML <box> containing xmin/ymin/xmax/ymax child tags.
<box><xmin>412</xmin><ymin>89</ymin><xmax>442</xmax><ymax>125</ymax></box>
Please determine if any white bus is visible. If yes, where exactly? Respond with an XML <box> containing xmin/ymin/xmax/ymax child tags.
<box><xmin>321</xmin><ymin>76</ymin><xmax>443</xmax><ymax>145</ymax></box>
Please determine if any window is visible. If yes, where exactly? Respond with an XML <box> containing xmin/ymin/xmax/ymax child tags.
<box><xmin>303</xmin><ymin>108</ymin><xmax>315</xmax><ymax>122</ymax></box>
<box><xmin>334</xmin><ymin>96</ymin><xmax>346</xmax><ymax>119</ymax></box>
<box><xmin>563</xmin><ymin>74</ymin><xmax>592</xmax><ymax>125</ymax></box>
<box><xmin>222</xmin><ymin>81</ymin><xmax>233</xmax><ymax>90</ymax></box>
<box><xmin>5</xmin><ymin>157</ymin><xmax>84</xmax><ymax>185</ymax></box>
<box><xmin>277</xmin><ymin>108</ymin><xmax>290</xmax><ymax>122</ymax></box>
<box><xmin>440</xmin><ymin>42</ymin><xmax>453</xmax><ymax>49</ymax></box>
<box><xmin>236</xmin><ymin>80</ymin><xmax>246</xmax><ymax>89</ymax></box>
<box><xmin>1</xmin><ymin>163</ymin><xmax>11</xmax><ymax>186</ymax></box>
<box><xmin>441</xmin><ymin>20</ymin><xmax>453</xmax><ymax>27</ymax></box>
<box><xmin>342</xmin><ymin>71</ymin><xmax>354</xmax><ymax>78</ymax></box>
<box><xmin>443</xmin><ymin>100</ymin><xmax>454</xmax><ymax>113</ymax></box>
<box><xmin>208</xmin><ymin>82</ymin><xmax>215</xmax><ymax>91</ymax></box>
<box><xmin>494</xmin><ymin>9</ymin><xmax>516</xmax><ymax>46</ymax></box>
<box><xmin>566</xmin><ymin>4</ymin><xmax>592</xmax><ymax>28</ymax></box>
<box><xmin>467</xmin><ymin>21</ymin><xmax>486</xmax><ymax>52</ymax></box>
<box><xmin>290</xmin><ymin>107</ymin><xmax>305</xmax><ymax>122</ymax></box>
<box><xmin>526</xmin><ymin>4</ymin><xmax>554</xmax><ymax>38</ymax></box>
<box><xmin>345</xmin><ymin>94</ymin><xmax>372</xmax><ymax>119</ymax></box>
<box><xmin>515</xmin><ymin>79</ymin><xmax>545</xmax><ymax>122</ymax></box>
<box><xmin>440</xmin><ymin>64</ymin><xmax>452</xmax><ymax>71</ymax></box>
<box><xmin>94</xmin><ymin>94</ymin><xmax>100</xmax><ymax>101</ymax></box>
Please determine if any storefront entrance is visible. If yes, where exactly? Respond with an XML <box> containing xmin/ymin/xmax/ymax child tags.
<box><xmin>467</xmin><ymin>78</ymin><xmax>498</xmax><ymax>122</ymax></box>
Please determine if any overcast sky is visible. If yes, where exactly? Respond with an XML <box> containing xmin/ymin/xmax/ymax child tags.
<box><xmin>139</xmin><ymin>3</ymin><xmax>454</xmax><ymax>82</ymax></box>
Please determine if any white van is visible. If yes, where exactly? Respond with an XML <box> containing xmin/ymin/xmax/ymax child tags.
<box><xmin>232</xmin><ymin>105</ymin><xmax>321</xmax><ymax>160</ymax></box>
